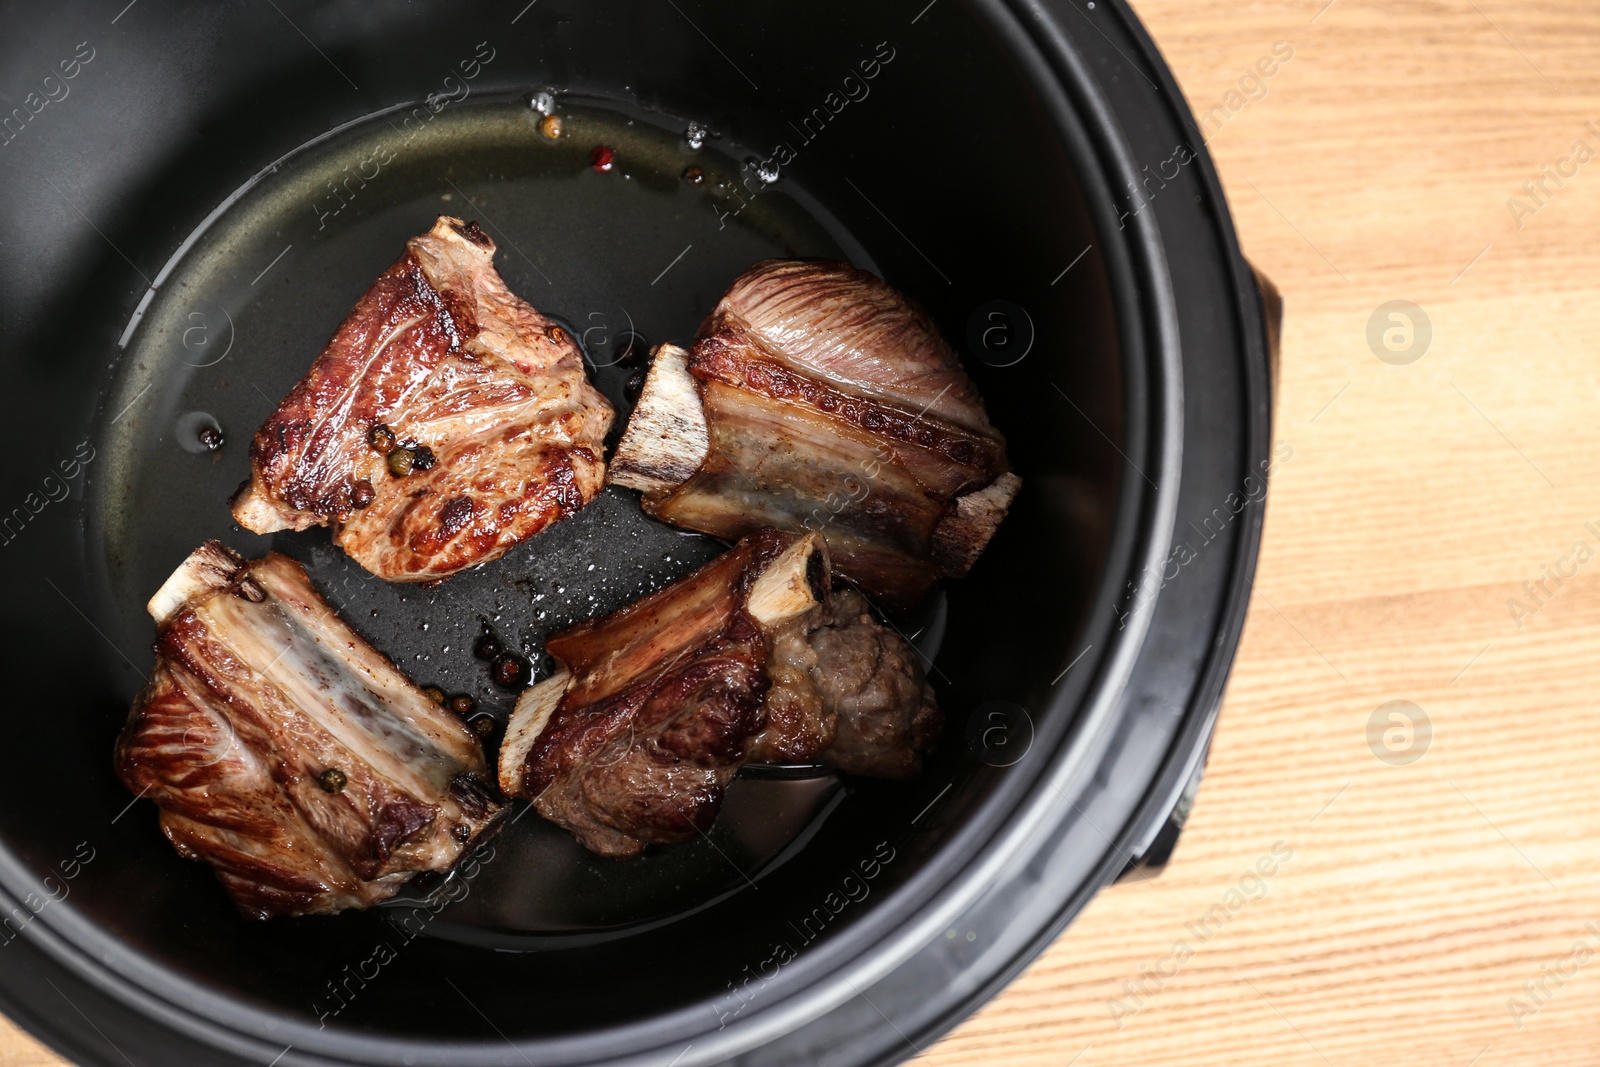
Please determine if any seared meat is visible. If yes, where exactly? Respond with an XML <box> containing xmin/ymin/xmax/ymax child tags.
<box><xmin>498</xmin><ymin>530</ymin><xmax>824</xmax><ymax>857</ymax></box>
<box><xmin>115</xmin><ymin>542</ymin><xmax>506</xmax><ymax>919</ymax></box>
<box><xmin>514</xmin><ymin>635</ymin><xmax>768</xmax><ymax>859</ymax></box>
<box><xmin>231</xmin><ymin>216</ymin><xmax>613</xmax><ymax>582</ymax></box>
<box><xmin>749</xmin><ymin>589</ymin><xmax>939</xmax><ymax>779</ymax></box>
<box><xmin>499</xmin><ymin>530</ymin><xmax>940</xmax><ymax>858</ymax></box>
<box><xmin>609</xmin><ymin>259</ymin><xmax>1019</xmax><ymax>608</ymax></box>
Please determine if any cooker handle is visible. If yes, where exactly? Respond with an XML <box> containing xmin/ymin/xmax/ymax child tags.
<box><xmin>1251</xmin><ymin>262</ymin><xmax>1283</xmax><ymax>405</ymax></box>
<box><xmin>1114</xmin><ymin>261</ymin><xmax>1280</xmax><ymax>884</ymax></box>
<box><xmin>1114</xmin><ymin>732</ymin><xmax>1209</xmax><ymax>883</ymax></box>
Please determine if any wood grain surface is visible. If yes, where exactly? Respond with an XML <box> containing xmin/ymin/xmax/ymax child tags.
<box><xmin>6</xmin><ymin>1</ymin><xmax>1597</xmax><ymax>1064</ymax></box>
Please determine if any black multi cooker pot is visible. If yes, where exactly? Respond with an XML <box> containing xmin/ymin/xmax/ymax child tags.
<box><xmin>0</xmin><ymin>0</ymin><xmax>1275</xmax><ymax>1063</ymax></box>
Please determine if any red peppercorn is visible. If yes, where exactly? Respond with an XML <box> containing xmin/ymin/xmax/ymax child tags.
<box><xmin>590</xmin><ymin>145</ymin><xmax>615</xmax><ymax>172</ymax></box>
<box><xmin>491</xmin><ymin>654</ymin><xmax>530</xmax><ymax>689</ymax></box>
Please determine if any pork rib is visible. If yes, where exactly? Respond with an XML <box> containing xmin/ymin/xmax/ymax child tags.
<box><xmin>115</xmin><ymin>542</ymin><xmax>506</xmax><ymax>919</ymax></box>
<box><xmin>498</xmin><ymin>529</ymin><xmax>939</xmax><ymax>858</ymax></box>
<box><xmin>610</xmin><ymin>260</ymin><xmax>1019</xmax><ymax>608</ymax></box>
<box><xmin>231</xmin><ymin>216</ymin><xmax>614</xmax><ymax>582</ymax></box>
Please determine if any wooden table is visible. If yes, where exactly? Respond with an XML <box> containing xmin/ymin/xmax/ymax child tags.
<box><xmin>7</xmin><ymin>1</ymin><xmax>1597</xmax><ymax>1063</ymax></box>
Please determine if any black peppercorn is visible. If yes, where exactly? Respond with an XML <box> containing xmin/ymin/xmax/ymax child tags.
<box><xmin>473</xmin><ymin>633</ymin><xmax>503</xmax><ymax>661</ymax></box>
<box><xmin>614</xmin><ymin>331</ymin><xmax>649</xmax><ymax>367</ymax></box>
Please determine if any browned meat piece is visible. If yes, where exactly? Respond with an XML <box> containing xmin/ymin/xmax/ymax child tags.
<box><xmin>498</xmin><ymin>530</ymin><xmax>940</xmax><ymax>858</ymax></box>
<box><xmin>231</xmin><ymin>216</ymin><xmax>614</xmax><ymax>582</ymax></box>
<box><xmin>609</xmin><ymin>259</ymin><xmax>1020</xmax><ymax>608</ymax></box>
<box><xmin>749</xmin><ymin>589</ymin><xmax>940</xmax><ymax>779</ymax></box>
<box><xmin>115</xmin><ymin>542</ymin><xmax>506</xmax><ymax>919</ymax></box>
<box><xmin>497</xmin><ymin>530</ymin><xmax>823</xmax><ymax>857</ymax></box>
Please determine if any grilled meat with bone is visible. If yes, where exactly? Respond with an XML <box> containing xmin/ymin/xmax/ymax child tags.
<box><xmin>498</xmin><ymin>529</ymin><xmax>939</xmax><ymax>858</ymax></box>
<box><xmin>231</xmin><ymin>216</ymin><xmax>614</xmax><ymax>582</ymax></box>
<box><xmin>609</xmin><ymin>259</ymin><xmax>1019</xmax><ymax>608</ymax></box>
<box><xmin>115</xmin><ymin>541</ymin><xmax>506</xmax><ymax>919</ymax></box>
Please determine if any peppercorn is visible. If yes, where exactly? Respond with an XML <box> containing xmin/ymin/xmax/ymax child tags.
<box><xmin>614</xmin><ymin>331</ymin><xmax>649</xmax><ymax>366</ymax></box>
<box><xmin>625</xmin><ymin>368</ymin><xmax>647</xmax><ymax>403</ymax></box>
<box><xmin>423</xmin><ymin>685</ymin><xmax>446</xmax><ymax>705</ymax></box>
<box><xmin>548</xmin><ymin>325</ymin><xmax>567</xmax><ymax>345</ymax></box>
<box><xmin>449</xmin><ymin>694</ymin><xmax>475</xmax><ymax>716</ymax></box>
<box><xmin>410</xmin><ymin>445</ymin><xmax>436</xmax><ymax>472</ymax></box>
<box><xmin>682</xmin><ymin>164</ymin><xmax>704</xmax><ymax>186</ymax></box>
<box><xmin>318</xmin><ymin>768</ymin><xmax>348</xmax><ymax>794</ymax></box>
<box><xmin>351</xmin><ymin>480</ymin><xmax>375</xmax><ymax>508</ymax></box>
<box><xmin>473</xmin><ymin>633</ymin><xmax>503</xmax><ymax>661</ymax></box>
<box><xmin>197</xmin><ymin>425</ymin><xmax>224</xmax><ymax>451</ymax></box>
<box><xmin>387</xmin><ymin>447</ymin><xmax>415</xmax><ymax>476</ymax></box>
<box><xmin>539</xmin><ymin>113</ymin><xmax>562</xmax><ymax>140</ymax></box>
<box><xmin>491</xmin><ymin>654</ymin><xmax>530</xmax><ymax>688</ymax></box>
<box><xmin>368</xmin><ymin>424</ymin><xmax>397</xmax><ymax>454</ymax></box>
<box><xmin>469</xmin><ymin>715</ymin><xmax>497</xmax><ymax>738</ymax></box>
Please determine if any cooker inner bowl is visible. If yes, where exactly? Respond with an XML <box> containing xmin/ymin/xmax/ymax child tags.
<box><xmin>0</xmin><ymin>0</ymin><xmax>1127</xmax><ymax>1049</ymax></box>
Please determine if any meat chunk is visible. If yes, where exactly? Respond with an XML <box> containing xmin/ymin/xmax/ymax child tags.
<box><xmin>609</xmin><ymin>259</ymin><xmax>1019</xmax><ymax>608</ymax></box>
<box><xmin>231</xmin><ymin>216</ymin><xmax>614</xmax><ymax>581</ymax></box>
<box><xmin>115</xmin><ymin>542</ymin><xmax>506</xmax><ymax>919</ymax></box>
<box><xmin>498</xmin><ymin>530</ymin><xmax>824</xmax><ymax>857</ymax></box>
<box><xmin>499</xmin><ymin>530</ymin><xmax>940</xmax><ymax>858</ymax></box>
<box><xmin>749</xmin><ymin>589</ymin><xmax>940</xmax><ymax>779</ymax></box>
